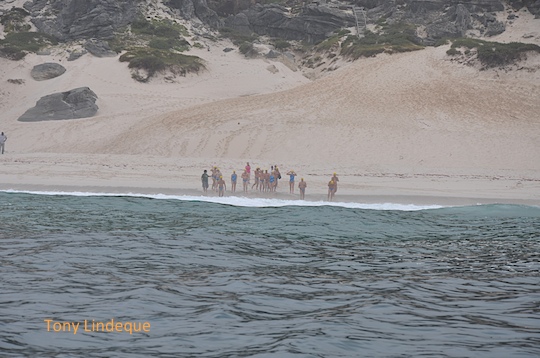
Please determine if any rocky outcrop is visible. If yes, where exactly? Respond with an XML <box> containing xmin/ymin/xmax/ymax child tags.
<box><xmin>84</xmin><ymin>39</ymin><xmax>116</xmax><ymax>57</ymax></box>
<box><xmin>23</xmin><ymin>0</ymin><xmax>222</xmax><ymax>40</ymax></box>
<box><xmin>30</xmin><ymin>63</ymin><xmax>66</xmax><ymax>81</ymax></box>
<box><xmin>24</xmin><ymin>0</ymin><xmax>139</xmax><ymax>41</ymax></box>
<box><xmin>225</xmin><ymin>4</ymin><xmax>355</xmax><ymax>43</ymax></box>
<box><xmin>359</xmin><ymin>0</ymin><xmax>507</xmax><ymax>43</ymax></box>
<box><xmin>18</xmin><ymin>87</ymin><xmax>98</xmax><ymax>122</ymax></box>
<box><xmin>165</xmin><ymin>0</ymin><xmax>222</xmax><ymax>28</ymax></box>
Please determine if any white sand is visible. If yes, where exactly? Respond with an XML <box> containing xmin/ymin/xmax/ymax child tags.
<box><xmin>1</xmin><ymin>22</ymin><xmax>539</xmax><ymax>205</ymax></box>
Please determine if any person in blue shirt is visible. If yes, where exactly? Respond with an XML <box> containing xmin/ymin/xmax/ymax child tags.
<box><xmin>269</xmin><ymin>172</ymin><xmax>275</xmax><ymax>192</ymax></box>
<box><xmin>231</xmin><ymin>171</ymin><xmax>237</xmax><ymax>192</ymax></box>
<box><xmin>286</xmin><ymin>170</ymin><xmax>297</xmax><ymax>194</ymax></box>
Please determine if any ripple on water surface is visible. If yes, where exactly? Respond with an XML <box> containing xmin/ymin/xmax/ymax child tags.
<box><xmin>0</xmin><ymin>192</ymin><xmax>539</xmax><ymax>357</ymax></box>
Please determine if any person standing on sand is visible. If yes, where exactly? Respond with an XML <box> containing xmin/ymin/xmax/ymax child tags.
<box><xmin>241</xmin><ymin>170</ymin><xmax>249</xmax><ymax>192</ymax></box>
<box><xmin>331</xmin><ymin>173</ymin><xmax>339</xmax><ymax>193</ymax></box>
<box><xmin>252</xmin><ymin>167</ymin><xmax>261</xmax><ymax>190</ymax></box>
<box><xmin>269</xmin><ymin>171</ymin><xmax>276</xmax><ymax>192</ymax></box>
<box><xmin>274</xmin><ymin>166</ymin><xmax>281</xmax><ymax>189</ymax></box>
<box><xmin>0</xmin><ymin>132</ymin><xmax>7</xmax><ymax>154</ymax></box>
<box><xmin>245</xmin><ymin>162</ymin><xmax>251</xmax><ymax>182</ymax></box>
<box><xmin>298</xmin><ymin>178</ymin><xmax>307</xmax><ymax>200</ymax></box>
<box><xmin>211</xmin><ymin>167</ymin><xmax>218</xmax><ymax>191</ymax></box>
<box><xmin>287</xmin><ymin>170</ymin><xmax>296</xmax><ymax>194</ymax></box>
<box><xmin>201</xmin><ymin>170</ymin><xmax>209</xmax><ymax>193</ymax></box>
<box><xmin>218</xmin><ymin>176</ymin><xmax>226</xmax><ymax>197</ymax></box>
<box><xmin>231</xmin><ymin>171</ymin><xmax>237</xmax><ymax>192</ymax></box>
<box><xmin>328</xmin><ymin>180</ymin><xmax>336</xmax><ymax>201</ymax></box>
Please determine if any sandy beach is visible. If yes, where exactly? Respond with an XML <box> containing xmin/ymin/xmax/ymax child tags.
<box><xmin>1</xmin><ymin>13</ymin><xmax>540</xmax><ymax>206</ymax></box>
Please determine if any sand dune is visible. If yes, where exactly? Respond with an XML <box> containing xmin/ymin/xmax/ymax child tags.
<box><xmin>82</xmin><ymin>46</ymin><xmax>540</xmax><ymax>176</ymax></box>
<box><xmin>0</xmin><ymin>28</ymin><xmax>539</xmax><ymax>203</ymax></box>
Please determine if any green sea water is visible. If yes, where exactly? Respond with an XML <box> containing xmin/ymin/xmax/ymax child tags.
<box><xmin>1</xmin><ymin>191</ymin><xmax>539</xmax><ymax>357</ymax></box>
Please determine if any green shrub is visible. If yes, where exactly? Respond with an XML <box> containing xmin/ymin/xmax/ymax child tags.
<box><xmin>0</xmin><ymin>7</ymin><xmax>31</xmax><ymax>33</ymax></box>
<box><xmin>334</xmin><ymin>28</ymin><xmax>351</xmax><ymax>37</ymax></box>
<box><xmin>131</xmin><ymin>18</ymin><xmax>188</xmax><ymax>38</ymax></box>
<box><xmin>274</xmin><ymin>39</ymin><xmax>291</xmax><ymax>50</ymax></box>
<box><xmin>316</xmin><ymin>35</ymin><xmax>340</xmax><ymax>52</ymax></box>
<box><xmin>219</xmin><ymin>27</ymin><xmax>258</xmax><ymax>46</ymax></box>
<box><xmin>149</xmin><ymin>37</ymin><xmax>189</xmax><ymax>51</ymax></box>
<box><xmin>119</xmin><ymin>48</ymin><xmax>205</xmax><ymax>81</ymax></box>
<box><xmin>0</xmin><ymin>32</ymin><xmax>58</xmax><ymax>60</ymax></box>
<box><xmin>446</xmin><ymin>47</ymin><xmax>461</xmax><ymax>56</ymax></box>
<box><xmin>340</xmin><ymin>23</ymin><xmax>424</xmax><ymax>60</ymax></box>
<box><xmin>450</xmin><ymin>38</ymin><xmax>540</xmax><ymax>67</ymax></box>
<box><xmin>238</xmin><ymin>42</ymin><xmax>256</xmax><ymax>57</ymax></box>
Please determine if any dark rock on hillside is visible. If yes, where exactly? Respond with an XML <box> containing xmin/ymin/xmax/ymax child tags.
<box><xmin>24</xmin><ymin>0</ymin><xmax>138</xmax><ymax>41</ymax></box>
<box><xmin>67</xmin><ymin>50</ymin><xmax>87</xmax><ymax>61</ymax></box>
<box><xmin>162</xmin><ymin>0</ymin><xmax>222</xmax><ymax>28</ymax></box>
<box><xmin>507</xmin><ymin>0</ymin><xmax>540</xmax><ymax>17</ymax></box>
<box><xmin>30</xmin><ymin>63</ymin><xmax>66</xmax><ymax>81</ymax></box>
<box><xmin>18</xmin><ymin>87</ymin><xmax>98</xmax><ymax>122</ymax></box>
<box><xmin>360</xmin><ymin>0</ymin><xmax>508</xmax><ymax>43</ymax></box>
<box><xmin>225</xmin><ymin>4</ymin><xmax>355</xmax><ymax>43</ymax></box>
<box><xmin>84</xmin><ymin>39</ymin><xmax>116</xmax><ymax>57</ymax></box>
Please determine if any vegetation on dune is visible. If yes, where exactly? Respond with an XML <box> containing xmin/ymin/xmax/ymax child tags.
<box><xmin>0</xmin><ymin>7</ymin><xmax>31</xmax><ymax>33</ymax></box>
<box><xmin>219</xmin><ymin>27</ymin><xmax>259</xmax><ymax>57</ymax></box>
<box><xmin>447</xmin><ymin>38</ymin><xmax>540</xmax><ymax>67</ymax></box>
<box><xmin>108</xmin><ymin>18</ymin><xmax>205</xmax><ymax>82</ymax></box>
<box><xmin>108</xmin><ymin>18</ymin><xmax>191</xmax><ymax>53</ymax></box>
<box><xmin>340</xmin><ymin>22</ymin><xmax>424</xmax><ymax>59</ymax></box>
<box><xmin>0</xmin><ymin>32</ymin><xmax>58</xmax><ymax>60</ymax></box>
<box><xmin>273</xmin><ymin>39</ymin><xmax>291</xmax><ymax>50</ymax></box>
<box><xmin>131</xmin><ymin>18</ymin><xmax>189</xmax><ymax>38</ymax></box>
<box><xmin>119</xmin><ymin>48</ymin><xmax>205</xmax><ymax>82</ymax></box>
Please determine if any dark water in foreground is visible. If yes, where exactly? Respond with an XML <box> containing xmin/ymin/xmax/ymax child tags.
<box><xmin>1</xmin><ymin>192</ymin><xmax>539</xmax><ymax>357</ymax></box>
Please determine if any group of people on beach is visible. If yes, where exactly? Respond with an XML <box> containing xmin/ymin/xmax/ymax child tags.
<box><xmin>201</xmin><ymin>162</ymin><xmax>338</xmax><ymax>201</ymax></box>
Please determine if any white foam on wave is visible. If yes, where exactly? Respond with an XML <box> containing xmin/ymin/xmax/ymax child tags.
<box><xmin>0</xmin><ymin>189</ymin><xmax>444</xmax><ymax>211</ymax></box>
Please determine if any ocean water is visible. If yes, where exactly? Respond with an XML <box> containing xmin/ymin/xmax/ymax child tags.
<box><xmin>1</xmin><ymin>191</ymin><xmax>539</xmax><ymax>358</ymax></box>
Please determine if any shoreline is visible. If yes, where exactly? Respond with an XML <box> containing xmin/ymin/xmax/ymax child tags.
<box><xmin>1</xmin><ymin>183</ymin><xmax>539</xmax><ymax>208</ymax></box>
<box><xmin>1</xmin><ymin>153</ymin><xmax>539</xmax><ymax>207</ymax></box>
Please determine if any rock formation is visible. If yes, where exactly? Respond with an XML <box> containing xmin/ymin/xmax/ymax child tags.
<box><xmin>18</xmin><ymin>87</ymin><xmax>98</xmax><ymax>122</ymax></box>
<box><xmin>23</xmin><ymin>0</ymin><xmax>221</xmax><ymax>40</ymax></box>
<box><xmin>30</xmin><ymin>63</ymin><xmax>66</xmax><ymax>81</ymax></box>
<box><xmin>24</xmin><ymin>0</ymin><xmax>139</xmax><ymax>41</ymax></box>
<box><xmin>225</xmin><ymin>4</ymin><xmax>356</xmax><ymax>43</ymax></box>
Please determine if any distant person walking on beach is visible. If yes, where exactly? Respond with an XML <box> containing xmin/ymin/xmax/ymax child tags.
<box><xmin>331</xmin><ymin>173</ymin><xmax>339</xmax><ymax>193</ymax></box>
<box><xmin>328</xmin><ymin>180</ymin><xmax>336</xmax><ymax>201</ymax></box>
<box><xmin>217</xmin><ymin>176</ymin><xmax>226</xmax><ymax>197</ymax></box>
<box><xmin>287</xmin><ymin>170</ymin><xmax>297</xmax><ymax>194</ymax></box>
<box><xmin>0</xmin><ymin>132</ymin><xmax>6</xmax><ymax>154</ymax></box>
<box><xmin>231</xmin><ymin>171</ymin><xmax>237</xmax><ymax>192</ymax></box>
<box><xmin>298</xmin><ymin>178</ymin><xmax>307</xmax><ymax>200</ymax></box>
<box><xmin>201</xmin><ymin>170</ymin><xmax>209</xmax><ymax>193</ymax></box>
